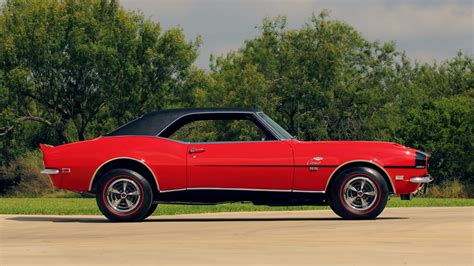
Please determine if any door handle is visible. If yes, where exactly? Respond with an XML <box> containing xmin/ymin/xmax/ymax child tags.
<box><xmin>189</xmin><ymin>148</ymin><xmax>206</xmax><ymax>154</ymax></box>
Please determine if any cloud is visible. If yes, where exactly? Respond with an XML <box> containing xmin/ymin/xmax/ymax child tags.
<box><xmin>333</xmin><ymin>2</ymin><xmax>471</xmax><ymax>39</ymax></box>
<box><xmin>120</xmin><ymin>0</ymin><xmax>473</xmax><ymax>68</ymax></box>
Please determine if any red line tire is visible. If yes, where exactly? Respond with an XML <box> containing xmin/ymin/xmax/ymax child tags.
<box><xmin>329</xmin><ymin>167</ymin><xmax>388</xmax><ymax>220</ymax></box>
<box><xmin>96</xmin><ymin>169</ymin><xmax>153</xmax><ymax>222</ymax></box>
<box><xmin>142</xmin><ymin>203</ymin><xmax>158</xmax><ymax>220</ymax></box>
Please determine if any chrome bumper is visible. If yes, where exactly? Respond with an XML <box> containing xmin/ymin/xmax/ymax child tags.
<box><xmin>40</xmin><ymin>168</ymin><xmax>59</xmax><ymax>175</ymax></box>
<box><xmin>410</xmin><ymin>176</ymin><xmax>434</xmax><ymax>183</ymax></box>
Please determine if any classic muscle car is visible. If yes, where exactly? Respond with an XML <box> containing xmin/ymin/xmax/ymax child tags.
<box><xmin>40</xmin><ymin>108</ymin><xmax>433</xmax><ymax>221</ymax></box>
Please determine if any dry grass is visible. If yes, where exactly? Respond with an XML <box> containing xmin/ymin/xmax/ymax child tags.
<box><xmin>426</xmin><ymin>179</ymin><xmax>470</xmax><ymax>198</ymax></box>
<box><xmin>3</xmin><ymin>151</ymin><xmax>54</xmax><ymax>197</ymax></box>
<box><xmin>1</xmin><ymin>151</ymin><xmax>83</xmax><ymax>198</ymax></box>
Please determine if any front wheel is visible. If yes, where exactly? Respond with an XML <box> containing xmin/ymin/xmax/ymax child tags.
<box><xmin>96</xmin><ymin>169</ymin><xmax>153</xmax><ymax>222</ymax></box>
<box><xmin>328</xmin><ymin>167</ymin><xmax>389</xmax><ymax>219</ymax></box>
<box><xmin>143</xmin><ymin>203</ymin><xmax>158</xmax><ymax>220</ymax></box>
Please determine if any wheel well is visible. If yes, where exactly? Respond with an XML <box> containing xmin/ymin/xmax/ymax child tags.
<box><xmin>91</xmin><ymin>159</ymin><xmax>159</xmax><ymax>198</ymax></box>
<box><xmin>326</xmin><ymin>162</ymin><xmax>395</xmax><ymax>194</ymax></box>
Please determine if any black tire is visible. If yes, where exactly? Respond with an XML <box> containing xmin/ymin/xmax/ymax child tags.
<box><xmin>143</xmin><ymin>203</ymin><xmax>158</xmax><ymax>220</ymax></box>
<box><xmin>96</xmin><ymin>169</ymin><xmax>153</xmax><ymax>222</ymax></box>
<box><xmin>328</xmin><ymin>167</ymin><xmax>389</xmax><ymax>220</ymax></box>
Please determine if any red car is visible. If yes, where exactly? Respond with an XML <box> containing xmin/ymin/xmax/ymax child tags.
<box><xmin>40</xmin><ymin>108</ymin><xmax>433</xmax><ymax>221</ymax></box>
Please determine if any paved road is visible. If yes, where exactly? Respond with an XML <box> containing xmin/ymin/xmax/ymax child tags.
<box><xmin>1</xmin><ymin>207</ymin><xmax>473</xmax><ymax>265</ymax></box>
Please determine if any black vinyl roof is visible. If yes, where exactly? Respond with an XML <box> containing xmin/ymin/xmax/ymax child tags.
<box><xmin>105</xmin><ymin>108</ymin><xmax>260</xmax><ymax>137</ymax></box>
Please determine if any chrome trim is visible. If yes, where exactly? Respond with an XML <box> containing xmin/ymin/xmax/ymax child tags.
<box><xmin>161</xmin><ymin>188</ymin><xmax>326</xmax><ymax>193</ymax></box>
<box><xmin>292</xmin><ymin>190</ymin><xmax>325</xmax><ymax>193</ymax></box>
<box><xmin>254</xmin><ymin>112</ymin><xmax>287</xmax><ymax>140</ymax></box>
<box><xmin>103</xmin><ymin>135</ymin><xmax>284</xmax><ymax>145</ymax></box>
<box><xmin>160</xmin><ymin>188</ymin><xmax>187</xmax><ymax>193</ymax></box>
<box><xmin>40</xmin><ymin>168</ymin><xmax>60</xmax><ymax>175</ymax></box>
<box><xmin>88</xmin><ymin>157</ymin><xmax>160</xmax><ymax>191</ymax></box>
<box><xmin>409</xmin><ymin>176</ymin><xmax>434</xmax><ymax>183</ymax></box>
<box><xmin>101</xmin><ymin>135</ymin><xmax>190</xmax><ymax>145</ymax></box>
<box><xmin>187</xmin><ymin>187</ymin><xmax>292</xmax><ymax>192</ymax></box>
<box><xmin>342</xmin><ymin>176</ymin><xmax>378</xmax><ymax>212</ymax></box>
<box><xmin>324</xmin><ymin>160</ymin><xmax>397</xmax><ymax>194</ymax></box>
<box><xmin>156</xmin><ymin>111</ymin><xmax>269</xmax><ymax>133</ymax></box>
<box><xmin>187</xmin><ymin>140</ymin><xmax>284</xmax><ymax>144</ymax></box>
<box><xmin>105</xmin><ymin>112</ymin><xmax>289</xmax><ymax>144</ymax></box>
<box><xmin>155</xmin><ymin>111</ymin><xmax>286</xmax><ymax>141</ymax></box>
<box><xmin>105</xmin><ymin>178</ymin><xmax>142</xmax><ymax>213</ymax></box>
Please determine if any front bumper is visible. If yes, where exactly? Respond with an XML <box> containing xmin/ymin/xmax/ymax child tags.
<box><xmin>401</xmin><ymin>175</ymin><xmax>433</xmax><ymax>200</ymax></box>
<box><xmin>409</xmin><ymin>175</ymin><xmax>434</xmax><ymax>183</ymax></box>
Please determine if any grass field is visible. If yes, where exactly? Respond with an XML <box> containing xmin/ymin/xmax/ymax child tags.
<box><xmin>0</xmin><ymin>197</ymin><xmax>472</xmax><ymax>215</ymax></box>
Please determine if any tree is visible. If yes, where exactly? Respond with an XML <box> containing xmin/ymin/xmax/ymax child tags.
<box><xmin>202</xmin><ymin>13</ymin><xmax>473</xmax><ymax>185</ymax></box>
<box><xmin>397</xmin><ymin>94</ymin><xmax>473</xmax><ymax>184</ymax></box>
<box><xmin>0</xmin><ymin>0</ymin><xmax>199</xmax><ymax>142</ymax></box>
<box><xmin>204</xmin><ymin>13</ymin><xmax>401</xmax><ymax>140</ymax></box>
<box><xmin>394</xmin><ymin>53</ymin><xmax>474</xmax><ymax>184</ymax></box>
<box><xmin>1</xmin><ymin>4</ymin><xmax>472</xmax><ymax>195</ymax></box>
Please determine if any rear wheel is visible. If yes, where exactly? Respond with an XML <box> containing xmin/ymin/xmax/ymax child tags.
<box><xmin>96</xmin><ymin>169</ymin><xmax>153</xmax><ymax>222</ymax></box>
<box><xmin>328</xmin><ymin>167</ymin><xmax>388</xmax><ymax>219</ymax></box>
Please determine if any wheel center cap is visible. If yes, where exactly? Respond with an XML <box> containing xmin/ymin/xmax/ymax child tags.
<box><xmin>120</xmin><ymin>192</ymin><xmax>127</xmax><ymax>199</ymax></box>
<box><xmin>357</xmin><ymin>191</ymin><xmax>363</xmax><ymax>197</ymax></box>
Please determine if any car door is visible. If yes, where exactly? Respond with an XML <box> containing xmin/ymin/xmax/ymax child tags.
<box><xmin>164</xmin><ymin>112</ymin><xmax>295</xmax><ymax>191</ymax></box>
<box><xmin>187</xmin><ymin>140</ymin><xmax>294</xmax><ymax>191</ymax></box>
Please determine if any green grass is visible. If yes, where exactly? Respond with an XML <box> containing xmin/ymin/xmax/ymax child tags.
<box><xmin>0</xmin><ymin>197</ymin><xmax>472</xmax><ymax>215</ymax></box>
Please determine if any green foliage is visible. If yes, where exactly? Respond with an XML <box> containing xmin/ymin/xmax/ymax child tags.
<box><xmin>205</xmin><ymin>14</ymin><xmax>401</xmax><ymax>141</ymax></box>
<box><xmin>200</xmin><ymin>13</ymin><xmax>473</xmax><ymax>188</ymax></box>
<box><xmin>397</xmin><ymin>95</ymin><xmax>473</xmax><ymax>184</ymax></box>
<box><xmin>0</xmin><ymin>3</ymin><xmax>472</xmax><ymax>196</ymax></box>
<box><xmin>0</xmin><ymin>0</ymin><xmax>199</xmax><ymax>143</ymax></box>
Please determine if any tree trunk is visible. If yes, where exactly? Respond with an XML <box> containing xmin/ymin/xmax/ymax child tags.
<box><xmin>78</xmin><ymin>130</ymin><xmax>85</xmax><ymax>141</ymax></box>
<box><xmin>55</xmin><ymin>122</ymin><xmax>69</xmax><ymax>144</ymax></box>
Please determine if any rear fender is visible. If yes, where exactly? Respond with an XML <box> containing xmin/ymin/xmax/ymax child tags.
<box><xmin>39</xmin><ymin>143</ymin><xmax>55</xmax><ymax>165</ymax></box>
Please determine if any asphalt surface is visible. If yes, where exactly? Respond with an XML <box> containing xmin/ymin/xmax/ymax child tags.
<box><xmin>1</xmin><ymin>207</ymin><xmax>473</xmax><ymax>265</ymax></box>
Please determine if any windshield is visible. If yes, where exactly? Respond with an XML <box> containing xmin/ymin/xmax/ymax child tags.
<box><xmin>257</xmin><ymin>112</ymin><xmax>293</xmax><ymax>140</ymax></box>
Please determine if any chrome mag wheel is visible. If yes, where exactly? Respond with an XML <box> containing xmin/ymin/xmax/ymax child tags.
<box><xmin>106</xmin><ymin>178</ymin><xmax>141</xmax><ymax>213</ymax></box>
<box><xmin>342</xmin><ymin>176</ymin><xmax>378</xmax><ymax>212</ymax></box>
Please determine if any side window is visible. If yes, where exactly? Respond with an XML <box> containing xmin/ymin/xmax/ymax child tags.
<box><xmin>169</xmin><ymin>119</ymin><xmax>269</xmax><ymax>142</ymax></box>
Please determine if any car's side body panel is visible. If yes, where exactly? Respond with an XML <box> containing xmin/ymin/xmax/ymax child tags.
<box><xmin>186</xmin><ymin>141</ymin><xmax>294</xmax><ymax>191</ymax></box>
<box><xmin>42</xmin><ymin>136</ymin><xmax>426</xmax><ymax>196</ymax></box>
<box><xmin>385</xmin><ymin>168</ymin><xmax>427</xmax><ymax>194</ymax></box>
<box><xmin>290</xmin><ymin>141</ymin><xmax>427</xmax><ymax>194</ymax></box>
<box><xmin>41</xmin><ymin>136</ymin><xmax>188</xmax><ymax>192</ymax></box>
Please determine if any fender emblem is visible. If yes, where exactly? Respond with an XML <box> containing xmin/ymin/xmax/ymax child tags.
<box><xmin>307</xmin><ymin>156</ymin><xmax>324</xmax><ymax>165</ymax></box>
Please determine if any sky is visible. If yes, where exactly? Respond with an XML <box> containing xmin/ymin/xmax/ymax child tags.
<box><xmin>83</xmin><ymin>1</ymin><xmax>474</xmax><ymax>68</ymax></box>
